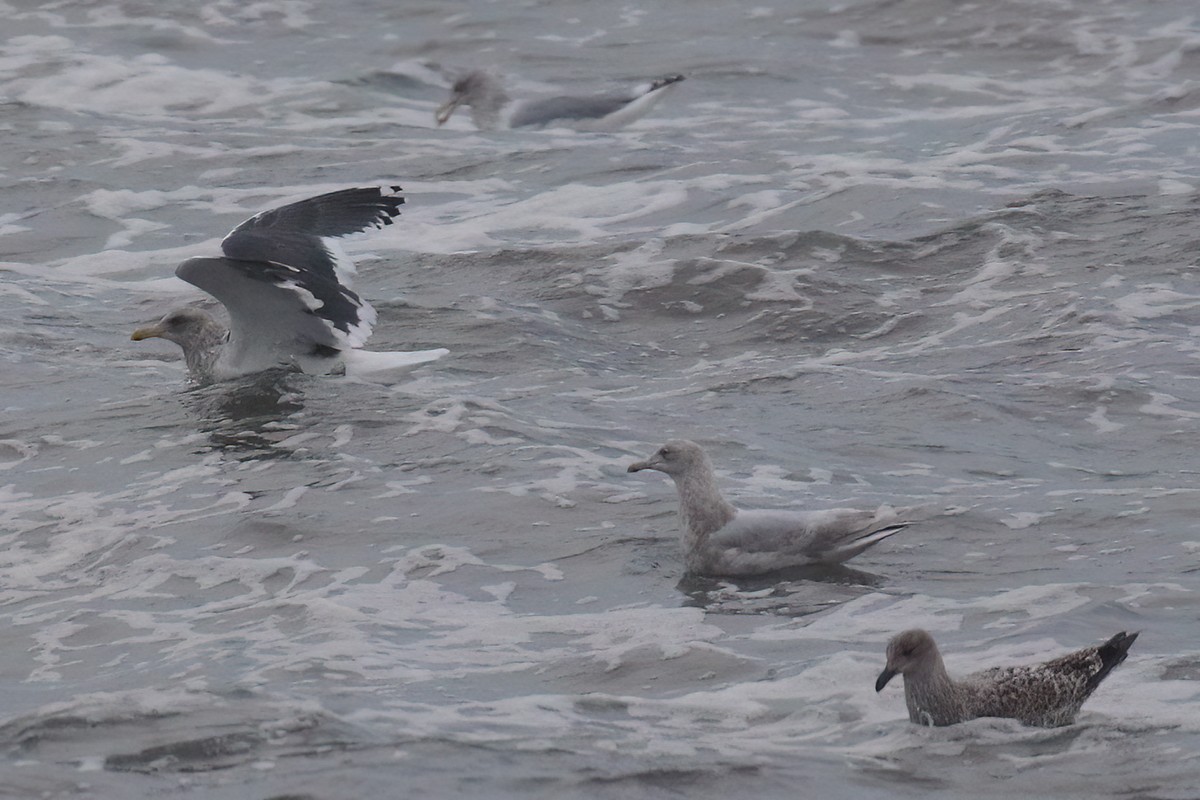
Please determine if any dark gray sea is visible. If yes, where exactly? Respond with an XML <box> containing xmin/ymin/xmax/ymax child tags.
<box><xmin>2</xmin><ymin>1</ymin><xmax>1199</xmax><ymax>797</ymax></box>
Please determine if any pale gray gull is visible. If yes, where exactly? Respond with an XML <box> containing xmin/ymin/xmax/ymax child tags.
<box><xmin>131</xmin><ymin>186</ymin><xmax>448</xmax><ymax>382</ymax></box>
<box><xmin>626</xmin><ymin>439</ymin><xmax>909</xmax><ymax>577</ymax></box>
<box><xmin>875</xmin><ymin>628</ymin><xmax>1139</xmax><ymax>727</ymax></box>
<box><xmin>434</xmin><ymin>70</ymin><xmax>684</xmax><ymax>131</ymax></box>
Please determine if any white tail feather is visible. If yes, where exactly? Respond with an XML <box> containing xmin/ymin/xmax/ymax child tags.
<box><xmin>343</xmin><ymin>347</ymin><xmax>448</xmax><ymax>381</ymax></box>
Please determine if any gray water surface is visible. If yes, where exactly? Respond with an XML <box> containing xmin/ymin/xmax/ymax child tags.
<box><xmin>2</xmin><ymin>1</ymin><xmax>1198</xmax><ymax>797</ymax></box>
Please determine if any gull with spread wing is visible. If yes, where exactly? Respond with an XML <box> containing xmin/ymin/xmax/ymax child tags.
<box><xmin>132</xmin><ymin>186</ymin><xmax>447</xmax><ymax>382</ymax></box>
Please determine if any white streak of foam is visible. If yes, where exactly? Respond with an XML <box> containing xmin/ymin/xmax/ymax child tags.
<box><xmin>589</xmin><ymin>239</ymin><xmax>674</xmax><ymax>307</ymax></box>
<box><xmin>998</xmin><ymin>511</ymin><xmax>1054</xmax><ymax>529</ymax></box>
<box><xmin>1113</xmin><ymin>287</ymin><xmax>1200</xmax><ymax>320</ymax></box>
<box><xmin>261</xmin><ymin>486</ymin><xmax>308</xmax><ymax>512</ymax></box>
<box><xmin>1158</xmin><ymin>179</ymin><xmax>1193</xmax><ymax>195</ymax></box>
<box><xmin>1139</xmin><ymin>392</ymin><xmax>1200</xmax><ymax>419</ymax></box>
<box><xmin>0</xmin><ymin>439</ymin><xmax>38</xmax><ymax>471</ymax></box>
<box><xmin>330</xmin><ymin>424</ymin><xmax>354</xmax><ymax>449</ymax></box>
<box><xmin>6</xmin><ymin>36</ymin><xmax>317</xmax><ymax>120</ymax></box>
<box><xmin>1087</xmin><ymin>406</ymin><xmax>1124</xmax><ymax>433</ymax></box>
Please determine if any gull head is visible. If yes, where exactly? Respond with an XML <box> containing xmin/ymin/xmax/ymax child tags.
<box><xmin>876</xmin><ymin>628</ymin><xmax>938</xmax><ymax>692</ymax></box>
<box><xmin>435</xmin><ymin>70</ymin><xmax>508</xmax><ymax>128</ymax></box>
<box><xmin>131</xmin><ymin>307</ymin><xmax>221</xmax><ymax>348</ymax></box>
<box><xmin>436</xmin><ymin>71</ymin><xmax>486</xmax><ymax>126</ymax></box>
<box><xmin>627</xmin><ymin>439</ymin><xmax>707</xmax><ymax>477</ymax></box>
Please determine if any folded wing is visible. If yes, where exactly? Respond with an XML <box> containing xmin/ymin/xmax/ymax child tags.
<box><xmin>710</xmin><ymin>507</ymin><xmax>907</xmax><ymax>564</ymax></box>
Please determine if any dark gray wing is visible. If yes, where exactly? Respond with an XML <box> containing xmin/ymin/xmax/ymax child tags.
<box><xmin>219</xmin><ymin>186</ymin><xmax>405</xmax><ymax>280</ymax></box>
<box><xmin>509</xmin><ymin>95</ymin><xmax>633</xmax><ymax>128</ymax></box>
<box><xmin>509</xmin><ymin>75</ymin><xmax>684</xmax><ymax>129</ymax></box>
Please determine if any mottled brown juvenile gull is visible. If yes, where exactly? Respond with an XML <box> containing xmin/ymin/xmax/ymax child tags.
<box><xmin>626</xmin><ymin>439</ymin><xmax>909</xmax><ymax>577</ymax></box>
<box><xmin>875</xmin><ymin>628</ymin><xmax>1139</xmax><ymax>727</ymax></box>
<box><xmin>131</xmin><ymin>186</ymin><xmax>448</xmax><ymax>383</ymax></box>
<box><xmin>434</xmin><ymin>70</ymin><xmax>684</xmax><ymax>131</ymax></box>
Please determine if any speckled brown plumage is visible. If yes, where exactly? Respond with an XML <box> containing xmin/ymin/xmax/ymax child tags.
<box><xmin>875</xmin><ymin>629</ymin><xmax>1138</xmax><ymax>727</ymax></box>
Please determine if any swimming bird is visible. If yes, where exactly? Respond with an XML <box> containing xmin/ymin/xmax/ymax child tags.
<box><xmin>626</xmin><ymin>439</ymin><xmax>909</xmax><ymax>577</ymax></box>
<box><xmin>875</xmin><ymin>628</ymin><xmax>1139</xmax><ymax>727</ymax></box>
<box><xmin>131</xmin><ymin>186</ymin><xmax>447</xmax><ymax>383</ymax></box>
<box><xmin>434</xmin><ymin>70</ymin><xmax>684</xmax><ymax>131</ymax></box>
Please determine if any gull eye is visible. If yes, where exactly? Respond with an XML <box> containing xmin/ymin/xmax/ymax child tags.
<box><xmin>659</xmin><ymin>447</ymin><xmax>672</xmax><ymax>458</ymax></box>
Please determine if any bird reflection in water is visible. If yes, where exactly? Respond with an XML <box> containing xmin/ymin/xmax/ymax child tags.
<box><xmin>183</xmin><ymin>369</ymin><xmax>307</xmax><ymax>456</ymax></box>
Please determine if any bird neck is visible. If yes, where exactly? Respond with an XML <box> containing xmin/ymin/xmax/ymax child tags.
<box><xmin>672</xmin><ymin>464</ymin><xmax>737</xmax><ymax>543</ymax></box>
<box><xmin>178</xmin><ymin>320</ymin><xmax>228</xmax><ymax>380</ymax></box>
<box><xmin>470</xmin><ymin>79</ymin><xmax>511</xmax><ymax>130</ymax></box>
<box><xmin>903</xmin><ymin>651</ymin><xmax>964</xmax><ymax>726</ymax></box>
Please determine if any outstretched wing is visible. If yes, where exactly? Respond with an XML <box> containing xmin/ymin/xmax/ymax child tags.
<box><xmin>220</xmin><ymin>186</ymin><xmax>404</xmax><ymax>282</ymax></box>
<box><xmin>170</xmin><ymin>186</ymin><xmax>404</xmax><ymax>375</ymax></box>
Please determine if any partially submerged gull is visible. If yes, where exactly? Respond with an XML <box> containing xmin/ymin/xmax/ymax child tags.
<box><xmin>626</xmin><ymin>439</ymin><xmax>909</xmax><ymax>577</ymax></box>
<box><xmin>876</xmin><ymin>628</ymin><xmax>1139</xmax><ymax>727</ymax></box>
<box><xmin>132</xmin><ymin>186</ymin><xmax>447</xmax><ymax>382</ymax></box>
<box><xmin>435</xmin><ymin>70</ymin><xmax>684</xmax><ymax>131</ymax></box>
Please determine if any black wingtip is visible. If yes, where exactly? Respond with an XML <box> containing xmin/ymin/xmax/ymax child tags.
<box><xmin>371</xmin><ymin>185</ymin><xmax>405</xmax><ymax>228</ymax></box>
<box><xmin>649</xmin><ymin>74</ymin><xmax>686</xmax><ymax>91</ymax></box>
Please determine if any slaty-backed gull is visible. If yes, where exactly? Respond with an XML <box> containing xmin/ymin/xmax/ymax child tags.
<box><xmin>131</xmin><ymin>186</ymin><xmax>447</xmax><ymax>382</ymax></box>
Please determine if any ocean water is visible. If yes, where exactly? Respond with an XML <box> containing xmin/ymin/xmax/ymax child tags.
<box><xmin>2</xmin><ymin>0</ymin><xmax>1200</xmax><ymax>797</ymax></box>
